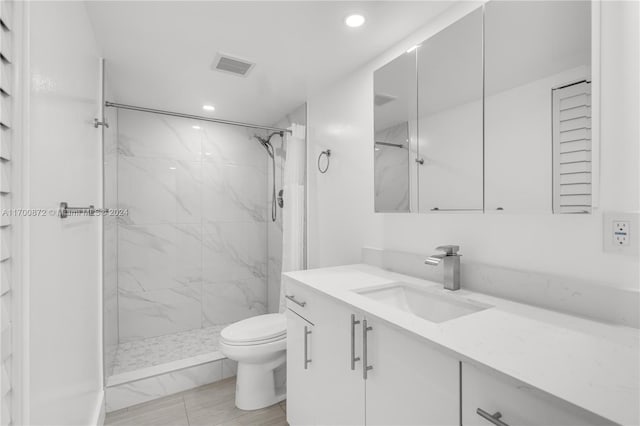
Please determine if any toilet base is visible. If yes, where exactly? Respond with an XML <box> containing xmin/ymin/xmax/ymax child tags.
<box><xmin>235</xmin><ymin>355</ymin><xmax>286</xmax><ymax>410</ymax></box>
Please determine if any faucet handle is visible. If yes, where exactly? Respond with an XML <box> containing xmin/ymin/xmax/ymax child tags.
<box><xmin>435</xmin><ymin>245</ymin><xmax>460</xmax><ymax>256</ymax></box>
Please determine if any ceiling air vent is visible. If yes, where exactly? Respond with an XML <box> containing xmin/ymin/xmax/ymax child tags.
<box><xmin>212</xmin><ymin>53</ymin><xmax>255</xmax><ymax>77</ymax></box>
<box><xmin>374</xmin><ymin>93</ymin><xmax>397</xmax><ymax>106</ymax></box>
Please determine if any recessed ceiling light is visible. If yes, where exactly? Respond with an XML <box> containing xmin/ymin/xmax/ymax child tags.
<box><xmin>345</xmin><ymin>14</ymin><xmax>365</xmax><ymax>28</ymax></box>
<box><xmin>406</xmin><ymin>45</ymin><xmax>421</xmax><ymax>53</ymax></box>
<box><xmin>202</xmin><ymin>104</ymin><xmax>215</xmax><ymax>112</ymax></box>
<box><xmin>192</xmin><ymin>125</ymin><xmax>201</xmax><ymax>130</ymax></box>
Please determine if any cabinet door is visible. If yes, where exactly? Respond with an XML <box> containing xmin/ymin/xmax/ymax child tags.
<box><xmin>312</xmin><ymin>297</ymin><xmax>365</xmax><ymax>425</ymax></box>
<box><xmin>286</xmin><ymin>309</ymin><xmax>316</xmax><ymax>426</ymax></box>
<box><xmin>365</xmin><ymin>318</ymin><xmax>459</xmax><ymax>425</ymax></box>
<box><xmin>462</xmin><ymin>362</ymin><xmax>615</xmax><ymax>426</ymax></box>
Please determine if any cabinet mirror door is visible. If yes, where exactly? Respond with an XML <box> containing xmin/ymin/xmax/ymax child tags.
<box><xmin>373</xmin><ymin>51</ymin><xmax>417</xmax><ymax>213</ymax></box>
<box><xmin>417</xmin><ymin>8</ymin><xmax>484</xmax><ymax>213</ymax></box>
<box><xmin>484</xmin><ymin>1</ymin><xmax>592</xmax><ymax>213</ymax></box>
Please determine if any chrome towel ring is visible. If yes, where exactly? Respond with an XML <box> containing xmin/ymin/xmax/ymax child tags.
<box><xmin>318</xmin><ymin>149</ymin><xmax>331</xmax><ymax>173</ymax></box>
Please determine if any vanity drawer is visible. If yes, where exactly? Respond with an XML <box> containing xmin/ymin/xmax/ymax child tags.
<box><xmin>283</xmin><ymin>278</ymin><xmax>319</xmax><ymax>323</ymax></box>
<box><xmin>461</xmin><ymin>362</ymin><xmax>614</xmax><ymax>426</ymax></box>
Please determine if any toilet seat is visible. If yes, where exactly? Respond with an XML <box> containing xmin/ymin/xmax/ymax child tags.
<box><xmin>221</xmin><ymin>313</ymin><xmax>286</xmax><ymax>346</ymax></box>
<box><xmin>222</xmin><ymin>333</ymin><xmax>285</xmax><ymax>347</ymax></box>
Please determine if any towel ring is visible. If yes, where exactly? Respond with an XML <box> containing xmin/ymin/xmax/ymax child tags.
<box><xmin>318</xmin><ymin>149</ymin><xmax>331</xmax><ymax>174</ymax></box>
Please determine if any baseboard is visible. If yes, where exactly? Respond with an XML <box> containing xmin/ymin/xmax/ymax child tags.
<box><xmin>91</xmin><ymin>389</ymin><xmax>106</xmax><ymax>426</ymax></box>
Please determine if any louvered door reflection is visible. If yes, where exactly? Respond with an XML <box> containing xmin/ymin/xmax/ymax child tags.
<box><xmin>553</xmin><ymin>81</ymin><xmax>592</xmax><ymax>214</ymax></box>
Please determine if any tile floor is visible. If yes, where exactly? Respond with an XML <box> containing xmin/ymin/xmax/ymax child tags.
<box><xmin>112</xmin><ymin>325</ymin><xmax>228</xmax><ymax>375</ymax></box>
<box><xmin>105</xmin><ymin>377</ymin><xmax>287</xmax><ymax>426</ymax></box>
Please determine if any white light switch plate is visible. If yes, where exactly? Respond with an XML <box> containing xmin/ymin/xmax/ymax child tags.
<box><xmin>603</xmin><ymin>211</ymin><xmax>639</xmax><ymax>255</ymax></box>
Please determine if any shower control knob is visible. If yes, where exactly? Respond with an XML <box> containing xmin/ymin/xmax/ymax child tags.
<box><xmin>277</xmin><ymin>189</ymin><xmax>284</xmax><ymax>208</ymax></box>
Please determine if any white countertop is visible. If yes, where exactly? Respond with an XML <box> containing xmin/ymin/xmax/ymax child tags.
<box><xmin>283</xmin><ymin>264</ymin><xmax>640</xmax><ymax>426</ymax></box>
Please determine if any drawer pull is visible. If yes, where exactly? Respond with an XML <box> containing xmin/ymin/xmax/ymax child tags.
<box><xmin>362</xmin><ymin>319</ymin><xmax>373</xmax><ymax>380</ymax></box>
<box><xmin>285</xmin><ymin>294</ymin><xmax>306</xmax><ymax>307</ymax></box>
<box><xmin>304</xmin><ymin>326</ymin><xmax>312</xmax><ymax>369</ymax></box>
<box><xmin>477</xmin><ymin>409</ymin><xmax>509</xmax><ymax>426</ymax></box>
<box><xmin>350</xmin><ymin>314</ymin><xmax>361</xmax><ymax>370</ymax></box>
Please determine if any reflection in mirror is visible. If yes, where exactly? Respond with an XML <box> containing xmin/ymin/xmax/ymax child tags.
<box><xmin>375</xmin><ymin>123</ymin><xmax>410</xmax><ymax>211</ymax></box>
<box><xmin>484</xmin><ymin>1</ymin><xmax>591</xmax><ymax>213</ymax></box>
<box><xmin>417</xmin><ymin>8</ymin><xmax>484</xmax><ymax>212</ymax></box>
<box><xmin>374</xmin><ymin>51</ymin><xmax>417</xmax><ymax>212</ymax></box>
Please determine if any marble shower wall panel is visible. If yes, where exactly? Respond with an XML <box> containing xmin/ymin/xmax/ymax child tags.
<box><xmin>118</xmin><ymin>223</ymin><xmax>202</xmax><ymax>293</ymax></box>
<box><xmin>116</xmin><ymin>109</ymin><xmax>268</xmax><ymax>343</ymax></box>
<box><xmin>202</xmin><ymin>277</ymin><xmax>267</xmax><ymax>326</ymax></box>
<box><xmin>202</xmin><ymin>161</ymin><xmax>267</xmax><ymax>223</ymax></box>
<box><xmin>118</xmin><ymin>157</ymin><xmax>202</xmax><ymax>225</ymax></box>
<box><xmin>117</xmin><ymin>109</ymin><xmax>202</xmax><ymax>161</ymax></box>
<box><xmin>119</xmin><ymin>285</ymin><xmax>202</xmax><ymax>342</ymax></box>
<box><xmin>202</xmin><ymin>221</ymin><xmax>267</xmax><ymax>283</ymax></box>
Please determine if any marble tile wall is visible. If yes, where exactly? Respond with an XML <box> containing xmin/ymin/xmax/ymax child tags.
<box><xmin>115</xmin><ymin>109</ymin><xmax>269</xmax><ymax>343</ymax></box>
<box><xmin>267</xmin><ymin>104</ymin><xmax>307</xmax><ymax>313</ymax></box>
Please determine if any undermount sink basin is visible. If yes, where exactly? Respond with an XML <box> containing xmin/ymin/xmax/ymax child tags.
<box><xmin>354</xmin><ymin>282</ymin><xmax>489</xmax><ymax>323</ymax></box>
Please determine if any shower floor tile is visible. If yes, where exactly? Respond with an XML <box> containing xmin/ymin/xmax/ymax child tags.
<box><xmin>112</xmin><ymin>325</ymin><xmax>228</xmax><ymax>375</ymax></box>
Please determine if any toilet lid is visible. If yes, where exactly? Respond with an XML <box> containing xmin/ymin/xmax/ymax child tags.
<box><xmin>221</xmin><ymin>313</ymin><xmax>286</xmax><ymax>344</ymax></box>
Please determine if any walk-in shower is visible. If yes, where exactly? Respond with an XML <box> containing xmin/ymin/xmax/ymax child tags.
<box><xmin>102</xmin><ymin>99</ymin><xmax>306</xmax><ymax>411</ymax></box>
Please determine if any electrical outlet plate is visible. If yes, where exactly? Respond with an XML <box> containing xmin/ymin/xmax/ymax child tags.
<box><xmin>603</xmin><ymin>211</ymin><xmax>639</xmax><ymax>255</ymax></box>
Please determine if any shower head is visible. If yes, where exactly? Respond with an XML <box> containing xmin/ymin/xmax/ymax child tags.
<box><xmin>253</xmin><ymin>131</ymin><xmax>283</xmax><ymax>159</ymax></box>
<box><xmin>254</xmin><ymin>131</ymin><xmax>283</xmax><ymax>145</ymax></box>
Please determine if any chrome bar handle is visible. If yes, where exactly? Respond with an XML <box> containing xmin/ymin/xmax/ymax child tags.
<box><xmin>362</xmin><ymin>319</ymin><xmax>373</xmax><ymax>380</ymax></box>
<box><xmin>285</xmin><ymin>294</ymin><xmax>306</xmax><ymax>308</ymax></box>
<box><xmin>59</xmin><ymin>202</ymin><xmax>96</xmax><ymax>219</ymax></box>
<box><xmin>476</xmin><ymin>409</ymin><xmax>509</xmax><ymax>426</ymax></box>
<box><xmin>303</xmin><ymin>326</ymin><xmax>312</xmax><ymax>370</ymax></box>
<box><xmin>350</xmin><ymin>314</ymin><xmax>361</xmax><ymax>370</ymax></box>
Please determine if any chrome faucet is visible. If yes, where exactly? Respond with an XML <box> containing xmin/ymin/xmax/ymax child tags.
<box><xmin>424</xmin><ymin>245</ymin><xmax>461</xmax><ymax>291</ymax></box>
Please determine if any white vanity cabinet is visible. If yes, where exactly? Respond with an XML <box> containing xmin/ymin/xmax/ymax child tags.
<box><xmin>284</xmin><ymin>266</ymin><xmax>634</xmax><ymax>426</ymax></box>
<box><xmin>286</xmin><ymin>283</ymin><xmax>365</xmax><ymax>426</ymax></box>
<box><xmin>286</xmin><ymin>309</ymin><xmax>315</xmax><ymax>426</ymax></box>
<box><xmin>364</xmin><ymin>317</ymin><xmax>460</xmax><ymax>425</ymax></box>
<box><xmin>285</xmin><ymin>279</ymin><xmax>459</xmax><ymax>426</ymax></box>
<box><xmin>461</xmin><ymin>362</ymin><xmax>615</xmax><ymax>426</ymax></box>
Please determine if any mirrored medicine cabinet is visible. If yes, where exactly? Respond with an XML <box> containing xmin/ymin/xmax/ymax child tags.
<box><xmin>373</xmin><ymin>1</ymin><xmax>593</xmax><ymax>214</ymax></box>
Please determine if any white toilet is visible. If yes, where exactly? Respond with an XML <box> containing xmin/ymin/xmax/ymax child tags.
<box><xmin>219</xmin><ymin>313</ymin><xmax>287</xmax><ymax>410</ymax></box>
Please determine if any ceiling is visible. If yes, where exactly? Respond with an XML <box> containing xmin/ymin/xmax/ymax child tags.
<box><xmin>85</xmin><ymin>1</ymin><xmax>453</xmax><ymax>126</ymax></box>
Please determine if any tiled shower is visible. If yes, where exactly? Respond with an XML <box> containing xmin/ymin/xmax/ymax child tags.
<box><xmin>103</xmin><ymin>104</ymin><xmax>306</xmax><ymax>383</ymax></box>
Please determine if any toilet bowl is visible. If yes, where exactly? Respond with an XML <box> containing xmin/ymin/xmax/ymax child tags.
<box><xmin>219</xmin><ymin>313</ymin><xmax>287</xmax><ymax>410</ymax></box>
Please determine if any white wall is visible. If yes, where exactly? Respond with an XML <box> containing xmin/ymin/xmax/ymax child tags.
<box><xmin>26</xmin><ymin>2</ymin><xmax>103</xmax><ymax>424</ymax></box>
<box><xmin>307</xmin><ymin>1</ymin><xmax>639</xmax><ymax>291</ymax></box>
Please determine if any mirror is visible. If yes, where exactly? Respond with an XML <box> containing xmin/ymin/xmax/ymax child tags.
<box><xmin>417</xmin><ymin>8</ymin><xmax>484</xmax><ymax>212</ymax></box>
<box><xmin>484</xmin><ymin>1</ymin><xmax>592</xmax><ymax>213</ymax></box>
<box><xmin>373</xmin><ymin>51</ymin><xmax>417</xmax><ymax>212</ymax></box>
